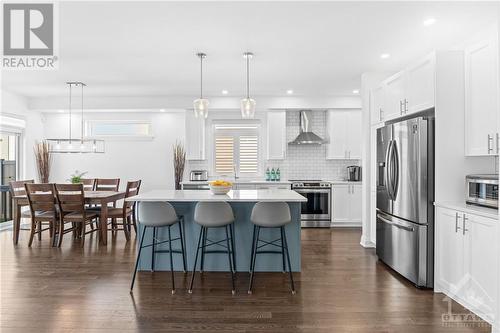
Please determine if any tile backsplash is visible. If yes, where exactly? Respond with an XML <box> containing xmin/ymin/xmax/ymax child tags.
<box><xmin>186</xmin><ymin>110</ymin><xmax>361</xmax><ymax>181</ymax></box>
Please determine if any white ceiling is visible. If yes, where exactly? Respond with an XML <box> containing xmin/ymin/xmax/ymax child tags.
<box><xmin>2</xmin><ymin>1</ymin><xmax>498</xmax><ymax>99</ymax></box>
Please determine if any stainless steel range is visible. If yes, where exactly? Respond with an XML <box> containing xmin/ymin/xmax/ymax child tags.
<box><xmin>291</xmin><ymin>180</ymin><xmax>331</xmax><ymax>228</ymax></box>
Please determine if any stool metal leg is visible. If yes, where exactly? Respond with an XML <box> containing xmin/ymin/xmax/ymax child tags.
<box><xmin>188</xmin><ymin>226</ymin><xmax>204</xmax><ymax>293</ymax></box>
<box><xmin>168</xmin><ymin>225</ymin><xmax>175</xmax><ymax>294</ymax></box>
<box><xmin>249</xmin><ymin>225</ymin><xmax>256</xmax><ymax>272</ymax></box>
<box><xmin>225</xmin><ymin>225</ymin><xmax>236</xmax><ymax>295</ymax></box>
<box><xmin>178</xmin><ymin>218</ymin><xmax>187</xmax><ymax>273</ymax></box>
<box><xmin>130</xmin><ymin>226</ymin><xmax>147</xmax><ymax>292</ymax></box>
<box><xmin>200</xmin><ymin>227</ymin><xmax>207</xmax><ymax>273</ymax></box>
<box><xmin>247</xmin><ymin>226</ymin><xmax>260</xmax><ymax>294</ymax></box>
<box><xmin>151</xmin><ymin>227</ymin><xmax>157</xmax><ymax>272</ymax></box>
<box><xmin>280</xmin><ymin>227</ymin><xmax>286</xmax><ymax>273</ymax></box>
<box><xmin>229</xmin><ymin>224</ymin><xmax>236</xmax><ymax>273</ymax></box>
<box><xmin>282</xmin><ymin>226</ymin><xmax>296</xmax><ymax>295</ymax></box>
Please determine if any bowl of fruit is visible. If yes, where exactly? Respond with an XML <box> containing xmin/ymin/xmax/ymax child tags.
<box><xmin>208</xmin><ymin>180</ymin><xmax>233</xmax><ymax>195</ymax></box>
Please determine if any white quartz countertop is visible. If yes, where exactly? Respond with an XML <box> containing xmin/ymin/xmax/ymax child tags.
<box><xmin>127</xmin><ymin>189</ymin><xmax>307</xmax><ymax>202</ymax></box>
<box><xmin>434</xmin><ymin>202</ymin><xmax>498</xmax><ymax>220</ymax></box>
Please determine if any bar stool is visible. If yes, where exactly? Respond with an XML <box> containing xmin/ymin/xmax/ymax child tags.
<box><xmin>248</xmin><ymin>201</ymin><xmax>295</xmax><ymax>295</ymax></box>
<box><xmin>188</xmin><ymin>201</ymin><xmax>236</xmax><ymax>295</ymax></box>
<box><xmin>130</xmin><ymin>201</ymin><xmax>187</xmax><ymax>294</ymax></box>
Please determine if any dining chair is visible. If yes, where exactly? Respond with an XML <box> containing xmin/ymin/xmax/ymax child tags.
<box><xmin>24</xmin><ymin>183</ymin><xmax>58</xmax><ymax>247</ymax></box>
<box><xmin>103</xmin><ymin>180</ymin><xmax>141</xmax><ymax>241</ymax></box>
<box><xmin>9</xmin><ymin>180</ymin><xmax>35</xmax><ymax>242</ymax></box>
<box><xmin>80</xmin><ymin>178</ymin><xmax>96</xmax><ymax>191</ymax></box>
<box><xmin>95</xmin><ymin>178</ymin><xmax>120</xmax><ymax>192</ymax></box>
<box><xmin>54</xmin><ymin>184</ymin><xmax>99</xmax><ymax>247</ymax></box>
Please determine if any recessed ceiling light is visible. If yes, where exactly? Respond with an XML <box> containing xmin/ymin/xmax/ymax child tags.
<box><xmin>380</xmin><ymin>53</ymin><xmax>391</xmax><ymax>59</ymax></box>
<box><xmin>286</xmin><ymin>89</ymin><xmax>294</xmax><ymax>95</ymax></box>
<box><xmin>221</xmin><ymin>90</ymin><xmax>229</xmax><ymax>95</ymax></box>
<box><xmin>352</xmin><ymin>89</ymin><xmax>360</xmax><ymax>94</ymax></box>
<box><xmin>160</xmin><ymin>109</ymin><xmax>166</xmax><ymax>112</ymax></box>
<box><xmin>58</xmin><ymin>109</ymin><xmax>64</xmax><ymax>113</ymax></box>
<box><xmin>423</xmin><ymin>17</ymin><xmax>436</xmax><ymax>26</ymax></box>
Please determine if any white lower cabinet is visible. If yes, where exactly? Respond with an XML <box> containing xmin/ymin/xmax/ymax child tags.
<box><xmin>435</xmin><ymin>206</ymin><xmax>498</xmax><ymax>324</ymax></box>
<box><xmin>331</xmin><ymin>184</ymin><xmax>362</xmax><ymax>226</ymax></box>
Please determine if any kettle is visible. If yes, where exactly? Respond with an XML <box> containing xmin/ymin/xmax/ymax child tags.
<box><xmin>347</xmin><ymin>166</ymin><xmax>361</xmax><ymax>181</ymax></box>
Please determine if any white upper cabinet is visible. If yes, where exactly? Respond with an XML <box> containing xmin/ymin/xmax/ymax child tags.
<box><xmin>371</xmin><ymin>85</ymin><xmax>385</xmax><ymax>125</ymax></box>
<box><xmin>266</xmin><ymin>111</ymin><xmax>287</xmax><ymax>160</ymax></box>
<box><xmin>465</xmin><ymin>37</ymin><xmax>499</xmax><ymax>156</ymax></box>
<box><xmin>326</xmin><ymin>110</ymin><xmax>361</xmax><ymax>160</ymax></box>
<box><xmin>370</xmin><ymin>53</ymin><xmax>436</xmax><ymax>126</ymax></box>
<box><xmin>384</xmin><ymin>72</ymin><xmax>407</xmax><ymax>120</ymax></box>
<box><xmin>185</xmin><ymin>111</ymin><xmax>206</xmax><ymax>160</ymax></box>
<box><xmin>406</xmin><ymin>54</ymin><xmax>436</xmax><ymax>113</ymax></box>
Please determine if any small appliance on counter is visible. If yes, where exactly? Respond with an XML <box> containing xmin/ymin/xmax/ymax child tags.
<box><xmin>189</xmin><ymin>170</ymin><xmax>208</xmax><ymax>182</ymax></box>
<box><xmin>347</xmin><ymin>166</ymin><xmax>361</xmax><ymax>181</ymax></box>
<box><xmin>466</xmin><ymin>174</ymin><xmax>498</xmax><ymax>209</ymax></box>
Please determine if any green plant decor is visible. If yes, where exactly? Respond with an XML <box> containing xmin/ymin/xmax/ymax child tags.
<box><xmin>68</xmin><ymin>170</ymin><xmax>88</xmax><ymax>184</ymax></box>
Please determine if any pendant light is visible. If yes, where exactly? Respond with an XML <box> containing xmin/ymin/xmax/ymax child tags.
<box><xmin>241</xmin><ymin>52</ymin><xmax>256</xmax><ymax>118</ymax></box>
<box><xmin>46</xmin><ymin>82</ymin><xmax>105</xmax><ymax>153</ymax></box>
<box><xmin>193</xmin><ymin>52</ymin><xmax>209</xmax><ymax>118</ymax></box>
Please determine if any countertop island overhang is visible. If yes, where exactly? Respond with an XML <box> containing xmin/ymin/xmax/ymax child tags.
<box><xmin>126</xmin><ymin>189</ymin><xmax>306</xmax><ymax>272</ymax></box>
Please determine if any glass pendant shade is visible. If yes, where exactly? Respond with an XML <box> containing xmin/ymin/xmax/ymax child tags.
<box><xmin>193</xmin><ymin>98</ymin><xmax>209</xmax><ymax>118</ymax></box>
<box><xmin>240</xmin><ymin>98</ymin><xmax>256</xmax><ymax>118</ymax></box>
<box><xmin>47</xmin><ymin>139</ymin><xmax>105</xmax><ymax>153</ymax></box>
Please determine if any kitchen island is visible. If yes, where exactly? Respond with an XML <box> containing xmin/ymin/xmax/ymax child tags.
<box><xmin>126</xmin><ymin>189</ymin><xmax>306</xmax><ymax>272</ymax></box>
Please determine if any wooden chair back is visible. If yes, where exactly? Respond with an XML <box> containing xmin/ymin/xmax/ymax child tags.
<box><xmin>80</xmin><ymin>178</ymin><xmax>95</xmax><ymax>191</ymax></box>
<box><xmin>55</xmin><ymin>184</ymin><xmax>86</xmax><ymax>215</ymax></box>
<box><xmin>24</xmin><ymin>183</ymin><xmax>57</xmax><ymax>214</ymax></box>
<box><xmin>9</xmin><ymin>179</ymin><xmax>34</xmax><ymax>197</ymax></box>
<box><xmin>124</xmin><ymin>180</ymin><xmax>141</xmax><ymax>210</ymax></box>
<box><xmin>95</xmin><ymin>178</ymin><xmax>120</xmax><ymax>192</ymax></box>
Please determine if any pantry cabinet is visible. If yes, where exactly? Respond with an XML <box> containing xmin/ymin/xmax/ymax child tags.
<box><xmin>384</xmin><ymin>72</ymin><xmax>407</xmax><ymax>120</ymax></box>
<box><xmin>332</xmin><ymin>184</ymin><xmax>362</xmax><ymax>226</ymax></box>
<box><xmin>267</xmin><ymin>111</ymin><xmax>287</xmax><ymax>160</ymax></box>
<box><xmin>185</xmin><ymin>111</ymin><xmax>206</xmax><ymax>160</ymax></box>
<box><xmin>326</xmin><ymin>110</ymin><xmax>361</xmax><ymax>160</ymax></box>
<box><xmin>465</xmin><ymin>37</ymin><xmax>499</xmax><ymax>156</ymax></box>
<box><xmin>435</xmin><ymin>206</ymin><xmax>498</xmax><ymax>323</ymax></box>
<box><xmin>406</xmin><ymin>54</ymin><xmax>435</xmax><ymax>113</ymax></box>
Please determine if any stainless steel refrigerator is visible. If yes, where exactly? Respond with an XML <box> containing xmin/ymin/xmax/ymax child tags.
<box><xmin>376</xmin><ymin>113</ymin><xmax>434</xmax><ymax>288</ymax></box>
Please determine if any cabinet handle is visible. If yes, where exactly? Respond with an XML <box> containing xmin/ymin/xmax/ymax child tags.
<box><xmin>404</xmin><ymin>99</ymin><xmax>408</xmax><ymax>113</ymax></box>
<box><xmin>379</xmin><ymin>108</ymin><xmax>384</xmax><ymax>121</ymax></box>
<box><xmin>487</xmin><ymin>134</ymin><xmax>493</xmax><ymax>154</ymax></box>
<box><xmin>400</xmin><ymin>100</ymin><xmax>404</xmax><ymax>115</ymax></box>
<box><xmin>462</xmin><ymin>214</ymin><xmax>468</xmax><ymax>235</ymax></box>
<box><xmin>455</xmin><ymin>212</ymin><xmax>461</xmax><ymax>233</ymax></box>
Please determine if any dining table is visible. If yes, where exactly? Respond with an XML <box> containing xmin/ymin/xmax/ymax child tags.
<box><xmin>12</xmin><ymin>190</ymin><xmax>126</xmax><ymax>246</ymax></box>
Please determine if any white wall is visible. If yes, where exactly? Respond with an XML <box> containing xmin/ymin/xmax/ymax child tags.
<box><xmin>42</xmin><ymin>111</ymin><xmax>185</xmax><ymax>191</ymax></box>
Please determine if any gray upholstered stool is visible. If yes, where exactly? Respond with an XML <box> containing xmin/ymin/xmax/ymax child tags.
<box><xmin>130</xmin><ymin>201</ymin><xmax>187</xmax><ymax>294</ymax></box>
<box><xmin>248</xmin><ymin>201</ymin><xmax>295</xmax><ymax>295</ymax></box>
<box><xmin>188</xmin><ymin>201</ymin><xmax>236</xmax><ymax>295</ymax></box>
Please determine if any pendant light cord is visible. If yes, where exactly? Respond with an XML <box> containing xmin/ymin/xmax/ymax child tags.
<box><xmin>68</xmin><ymin>83</ymin><xmax>72</xmax><ymax>141</ymax></box>
<box><xmin>81</xmin><ymin>83</ymin><xmax>84</xmax><ymax>142</ymax></box>
<box><xmin>246</xmin><ymin>55</ymin><xmax>250</xmax><ymax>99</ymax></box>
<box><xmin>200</xmin><ymin>55</ymin><xmax>203</xmax><ymax>99</ymax></box>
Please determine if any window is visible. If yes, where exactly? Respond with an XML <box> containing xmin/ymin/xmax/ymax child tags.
<box><xmin>214</xmin><ymin>124</ymin><xmax>260</xmax><ymax>176</ymax></box>
<box><xmin>85</xmin><ymin>120</ymin><xmax>152</xmax><ymax>138</ymax></box>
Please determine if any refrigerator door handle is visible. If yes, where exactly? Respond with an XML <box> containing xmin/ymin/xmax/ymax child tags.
<box><xmin>391</xmin><ymin>140</ymin><xmax>400</xmax><ymax>200</ymax></box>
<box><xmin>385</xmin><ymin>140</ymin><xmax>394</xmax><ymax>200</ymax></box>
<box><xmin>377</xmin><ymin>214</ymin><xmax>415</xmax><ymax>232</ymax></box>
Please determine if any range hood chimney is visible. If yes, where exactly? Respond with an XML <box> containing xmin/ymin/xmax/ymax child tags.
<box><xmin>288</xmin><ymin>110</ymin><xmax>325</xmax><ymax>145</ymax></box>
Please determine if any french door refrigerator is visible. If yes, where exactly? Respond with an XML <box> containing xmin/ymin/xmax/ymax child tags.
<box><xmin>376</xmin><ymin>113</ymin><xmax>434</xmax><ymax>288</ymax></box>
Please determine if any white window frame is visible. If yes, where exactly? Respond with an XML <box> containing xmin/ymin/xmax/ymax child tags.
<box><xmin>84</xmin><ymin>120</ymin><xmax>153</xmax><ymax>140</ymax></box>
<box><xmin>212</xmin><ymin>121</ymin><xmax>262</xmax><ymax>179</ymax></box>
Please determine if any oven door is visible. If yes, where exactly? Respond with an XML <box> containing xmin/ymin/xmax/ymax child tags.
<box><xmin>466</xmin><ymin>179</ymin><xmax>499</xmax><ymax>208</ymax></box>
<box><xmin>294</xmin><ymin>188</ymin><xmax>331</xmax><ymax>221</ymax></box>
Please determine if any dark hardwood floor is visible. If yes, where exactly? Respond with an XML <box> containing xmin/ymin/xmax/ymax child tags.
<box><xmin>0</xmin><ymin>227</ymin><xmax>491</xmax><ymax>333</ymax></box>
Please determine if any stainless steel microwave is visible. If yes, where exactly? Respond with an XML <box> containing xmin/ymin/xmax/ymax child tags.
<box><xmin>466</xmin><ymin>174</ymin><xmax>499</xmax><ymax>209</ymax></box>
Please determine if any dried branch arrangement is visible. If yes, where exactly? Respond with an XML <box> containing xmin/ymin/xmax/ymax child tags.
<box><xmin>173</xmin><ymin>141</ymin><xmax>186</xmax><ymax>190</ymax></box>
<box><xmin>34</xmin><ymin>140</ymin><xmax>51</xmax><ymax>183</ymax></box>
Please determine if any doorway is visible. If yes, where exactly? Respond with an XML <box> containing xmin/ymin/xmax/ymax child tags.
<box><xmin>0</xmin><ymin>132</ymin><xmax>20</xmax><ymax>222</ymax></box>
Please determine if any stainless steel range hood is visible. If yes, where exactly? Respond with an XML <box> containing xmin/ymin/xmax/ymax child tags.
<box><xmin>289</xmin><ymin>110</ymin><xmax>326</xmax><ymax>145</ymax></box>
